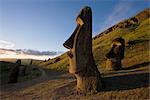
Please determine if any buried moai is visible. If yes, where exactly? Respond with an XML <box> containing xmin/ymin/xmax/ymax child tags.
<box><xmin>105</xmin><ymin>37</ymin><xmax>125</xmax><ymax>70</ymax></box>
<box><xmin>8</xmin><ymin>59</ymin><xmax>21</xmax><ymax>83</ymax></box>
<box><xmin>63</xmin><ymin>6</ymin><xmax>102</xmax><ymax>93</ymax></box>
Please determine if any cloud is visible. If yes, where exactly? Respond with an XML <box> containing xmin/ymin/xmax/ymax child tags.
<box><xmin>0</xmin><ymin>40</ymin><xmax>15</xmax><ymax>49</ymax></box>
<box><xmin>100</xmin><ymin>2</ymin><xmax>132</xmax><ymax>32</ymax></box>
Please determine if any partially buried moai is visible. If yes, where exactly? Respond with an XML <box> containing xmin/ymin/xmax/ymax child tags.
<box><xmin>63</xmin><ymin>6</ymin><xmax>102</xmax><ymax>94</ymax></box>
<box><xmin>105</xmin><ymin>37</ymin><xmax>125</xmax><ymax>70</ymax></box>
<box><xmin>8</xmin><ymin>59</ymin><xmax>21</xmax><ymax>83</ymax></box>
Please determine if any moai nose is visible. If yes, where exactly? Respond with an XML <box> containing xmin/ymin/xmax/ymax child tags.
<box><xmin>63</xmin><ymin>25</ymin><xmax>80</xmax><ymax>49</ymax></box>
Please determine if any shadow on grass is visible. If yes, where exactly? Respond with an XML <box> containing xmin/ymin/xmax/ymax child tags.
<box><xmin>0</xmin><ymin>66</ymin><xmax>69</xmax><ymax>92</ymax></box>
<box><xmin>103</xmin><ymin>61</ymin><xmax>150</xmax><ymax>76</ymax></box>
<box><xmin>122</xmin><ymin>61</ymin><xmax>150</xmax><ymax>70</ymax></box>
<box><xmin>103</xmin><ymin>72</ymin><xmax>149</xmax><ymax>91</ymax></box>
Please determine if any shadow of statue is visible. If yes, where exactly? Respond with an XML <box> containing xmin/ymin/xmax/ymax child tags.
<box><xmin>122</xmin><ymin>61</ymin><xmax>150</xmax><ymax>70</ymax></box>
<box><xmin>102</xmin><ymin>72</ymin><xmax>149</xmax><ymax>91</ymax></box>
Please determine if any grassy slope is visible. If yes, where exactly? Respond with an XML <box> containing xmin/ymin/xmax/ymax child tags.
<box><xmin>37</xmin><ymin>8</ymin><xmax>150</xmax><ymax>73</ymax></box>
<box><xmin>1</xmin><ymin>8</ymin><xmax>149</xmax><ymax>100</ymax></box>
<box><xmin>0</xmin><ymin>61</ymin><xmax>42</xmax><ymax>85</ymax></box>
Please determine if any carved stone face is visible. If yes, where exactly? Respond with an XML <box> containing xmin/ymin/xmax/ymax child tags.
<box><xmin>63</xmin><ymin>6</ymin><xmax>94</xmax><ymax>74</ymax></box>
<box><xmin>63</xmin><ymin>6</ymin><xmax>92</xmax><ymax>50</ymax></box>
<box><xmin>106</xmin><ymin>37</ymin><xmax>125</xmax><ymax>59</ymax></box>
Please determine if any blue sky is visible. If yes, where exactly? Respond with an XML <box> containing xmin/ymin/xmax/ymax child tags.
<box><xmin>0</xmin><ymin>0</ymin><xmax>149</xmax><ymax>51</ymax></box>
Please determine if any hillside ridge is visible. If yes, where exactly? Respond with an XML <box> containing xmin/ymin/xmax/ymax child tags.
<box><xmin>93</xmin><ymin>8</ymin><xmax>150</xmax><ymax>40</ymax></box>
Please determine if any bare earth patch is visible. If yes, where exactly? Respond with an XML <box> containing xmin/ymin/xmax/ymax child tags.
<box><xmin>0</xmin><ymin>64</ymin><xmax>149</xmax><ymax>100</ymax></box>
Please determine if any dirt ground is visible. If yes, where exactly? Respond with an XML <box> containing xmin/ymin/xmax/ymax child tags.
<box><xmin>0</xmin><ymin>63</ymin><xmax>149</xmax><ymax>100</ymax></box>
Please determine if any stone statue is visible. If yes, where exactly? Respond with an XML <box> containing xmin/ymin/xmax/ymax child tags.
<box><xmin>8</xmin><ymin>59</ymin><xmax>21</xmax><ymax>83</ymax></box>
<box><xmin>63</xmin><ymin>6</ymin><xmax>102</xmax><ymax>94</ymax></box>
<box><xmin>105</xmin><ymin>37</ymin><xmax>125</xmax><ymax>70</ymax></box>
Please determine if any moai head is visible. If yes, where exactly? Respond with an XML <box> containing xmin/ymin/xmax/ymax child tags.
<box><xmin>63</xmin><ymin>6</ymin><xmax>95</xmax><ymax>74</ymax></box>
<box><xmin>105</xmin><ymin>37</ymin><xmax>125</xmax><ymax>60</ymax></box>
<box><xmin>16</xmin><ymin>59</ymin><xmax>21</xmax><ymax>66</ymax></box>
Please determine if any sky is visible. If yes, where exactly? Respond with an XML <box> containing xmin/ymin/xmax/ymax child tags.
<box><xmin>0</xmin><ymin>0</ymin><xmax>149</xmax><ymax>51</ymax></box>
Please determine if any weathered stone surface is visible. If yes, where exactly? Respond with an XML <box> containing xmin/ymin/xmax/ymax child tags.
<box><xmin>105</xmin><ymin>37</ymin><xmax>125</xmax><ymax>70</ymax></box>
<box><xmin>63</xmin><ymin>6</ymin><xmax>102</xmax><ymax>93</ymax></box>
<box><xmin>8</xmin><ymin>59</ymin><xmax>21</xmax><ymax>83</ymax></box>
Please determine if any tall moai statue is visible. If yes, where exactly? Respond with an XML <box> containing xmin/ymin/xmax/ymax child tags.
<box><xmin>63</xmin><ymin>6</ymin><xmax>102</xmax><ymax>94</ymax></box>
<box><xmin>105</xmin><ymin>37</ymin><xmax>125</xmax><ymax>70</ymax></box>
<box><xmin>8</xmin><ymin>59</ymin><xmax>21</xmax><ymax>83</ymax></box>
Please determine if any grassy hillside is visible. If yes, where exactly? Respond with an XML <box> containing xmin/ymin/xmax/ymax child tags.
<box><xmin>37</xmin><ymin>8</ymin><xmax>150</xmax><ymax>73</ymax></box>
<box><xmin>0</xmin><ymin>61</ymin><xmax>42</xmax><ymax>85</ymax></box>
<box><xmin>1</xmin><ymin>8</ymin><xmax>149</xmax><ymax>100</ymax></box>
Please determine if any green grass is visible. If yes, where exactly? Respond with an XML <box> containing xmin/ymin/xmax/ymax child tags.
<box><xmin>37</xmin><ymin>53</ymin><xmax>69</xmax><ymax>72</ymax></box>
<box><xmin>18</xmin><ymin>68</ymin><xmax>41</xmax><ymax>82</ymax></box>
<box><xmin>37</xmin><ymin>11</ymin><xmax>150</xmax><ymax>73</ymax></box>
<box><xmin>0</xmin><ymin>61</ymin><xmax>42</xmax><ymax>84</ymax></box>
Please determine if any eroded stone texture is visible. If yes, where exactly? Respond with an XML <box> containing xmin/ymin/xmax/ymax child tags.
<box><xmin>63</xmin><ymin>6</ymin><xmax>102</xmax><ymax>93</ymax></box>
<box><xmin>105</xmin><ymin>37</ymin><xmax>125</xmax><ymax>70</ymax></box>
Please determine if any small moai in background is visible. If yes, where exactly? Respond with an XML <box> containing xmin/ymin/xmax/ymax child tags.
<box><xmin>30</xmin><ymin>59</ymin><xmax>33</xmax><ymax>65</ymax></box>
<box><xmin>25</xmin><ymin>59</ymin><xmax>33</xmax><ymax>75</ymax></box>
<box><xmin>105</xmin><ymin>37</ymin><xmax>125</xmax><ymax>70</ymax></box>
<box><xmin>8</xmin><ymin>59</ymin><xmax>21</xmax><ymax>83</ymax></box>
<box><xmin>19</xmin><ymin>65</ymin><xmax>27</xmax><ymax>76</ymax></box>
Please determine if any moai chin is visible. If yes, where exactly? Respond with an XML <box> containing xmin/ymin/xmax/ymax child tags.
<box><xmin>63</xmin><ymin>6</ymin><xmax>102</xmax><ymax>93</ymax></box>
<box><xmin>105</xmin><ymin>37</ymin><xmax>125</xmax><ymax>70</ymax></box>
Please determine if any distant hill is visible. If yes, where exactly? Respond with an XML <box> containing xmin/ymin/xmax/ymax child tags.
<box><xmin>0</xmin><ymin>48</ymin><xmax>63</xmax><ymax>60</ymax></box>
<box><xmin>1</xmin><ymin>8</ymin><xmax>149</xmax><ymax>100</ymax></box>
<box><xmin>0</xmin><ymin>48</ymin><xmax>62</xmax><ymax>56</ymax></box>
<box><xmin>37</xmin><ymin>8</ymin><xmax>150</xmax><ymax>72</ymax></box>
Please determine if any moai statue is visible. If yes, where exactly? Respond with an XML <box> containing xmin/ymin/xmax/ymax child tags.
<box><xmin>63</xmin><ymin>6</ymin><xmax>102</xmax><ymax>94</ymax></box>
<box><xmin>105</xmin><ymin>37</ymin><xmax>125</xmax><ymax>70</ymax></box>
<box><xmin>8</xmin><ymin>59</ymin><xmax>21</xmax><ymax>83</ymax></box>
<box><xmin>25</xmin><ymin>60</ymin><xmax>33</xmax><ymax>75</ymax></box>
<box><xmin>20</xmin><ymin>65</ymin><xmax>26</xmax><ymax>76</ymax></box>
<box><xmin>30</xmin><ymin>59</ymin><xmax>33</xmax><ymax>65</ymax></box>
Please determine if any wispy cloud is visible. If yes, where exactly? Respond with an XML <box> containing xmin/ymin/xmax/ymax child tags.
<box><xmin>0</xmin><ymin>40</ymin><xmax>15</xmax><ymax>49</ymax></box>
<box><xmin>100</xmin><ymin>2</ymin><xmax>132</xmax><ymax>32</ymax></box>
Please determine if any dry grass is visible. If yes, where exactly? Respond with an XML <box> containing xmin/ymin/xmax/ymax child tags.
<box><xmin>1</xmin><ymin>9</ymin><xmax>150</xmax><ymax>100</ymax></box>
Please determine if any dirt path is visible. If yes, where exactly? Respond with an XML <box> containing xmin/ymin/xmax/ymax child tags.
<box><xmin>0</xmin><ymin>65</ymin><xmax>149</xmax><ymax>100</ymax></box>
<box><xmin>0</xmin><ymin>66</ymin><xmax>75</xmax><ymax>100</ymax></box>
<box><xmin>0</xmin><ymin>66</ymin><xmax>73</xmax><ymax>92</ymax></box>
